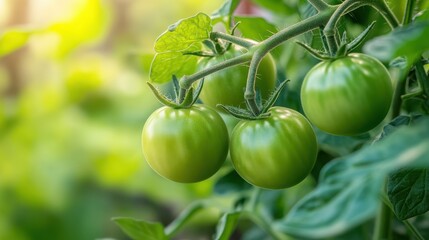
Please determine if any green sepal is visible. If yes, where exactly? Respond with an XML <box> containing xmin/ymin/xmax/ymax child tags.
<box><xmin>189</xmin><ymin>78</ymin><xmax>205</xmax><ymax>106</ymax></box>
<box><xmin>335</xmin><ymin>31</ymin><xmax>348</xmax><ymax>57</ymax></box>
<box><xmin>179</xmin><ymin>87</ymin><xmax>194</xmax><ymax>107</ymax></box>
<box><xmin>260</xmin><ymin>80</ymin><xmax>289</xmax><ymax>114</ymax></box>
<box><xmin>335</xmin><ymin>42</ymin><xmax>347</xmax><ymax>58</ymax></box>
<box><xmin>217</xmin><ymin>105</ymin><xmax>270</xmax><ymax>120</ymax></box>
<box><xmin>147</xmin><ymin>78</ymin><xmax>202</xmax><ymax>109</ymax></box>
<box><xmin>224</xmin><ymin>21</ymin><xmax>241</xmax><ymax>51</ymax></box>
<box><xmin>172</xmin><ymin>75</ymin><xmax>180</xmax><ymax>99</ymax></box>
<box><xmin>340</xmin><ymin>31</ymin><xmax>348</xmax><ymax>45</ymax></box>
<box><xmin>295</xmin><ymin>41</ymin><xmax>331</xmax><ymax>60</ymax></box>
<box><xmin>203</xmin><ymin>39</ymin><xmax>217</xmax><ymax>54</ymax></box>
<box><xmin>346</xmin><ymin>21</ymin><xmax>376</xmax><ymax>53</ymax></box>
<box><xmin>319</xmin><ymin>26</ymin><xmax>330</xmax><ymax>54</ymax></box>
<box><xmin>147</xmin><ymin>81</ymin><xmax>180</xmax><ymax>108</ymax></box>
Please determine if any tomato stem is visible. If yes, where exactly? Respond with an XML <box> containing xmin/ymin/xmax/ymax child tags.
<box><xmin>211</xmin><ymin>31</ymin><xmax>255</xmax><ymax>49</ymax></box>
<box><xmin>244</xmin><ymin>9</ymin><xmax>334</xmax><ymax>115</ymax></box>
<box><xmin>373</xmin><ymin>201</ymin><xmax>393</xmax><ymax>240</ymax></box>
<box><xmin>415</xmin><ymin>60</ymin><xmax>429</xmax><ymax>100</ymax></box>
<box><xmin>380</xmin><ymin>192</ymin><xmax>425</xmax><ymax>240</ymax></box>
<box><xmin>402</xmin><ymin>0</ymin><xmax>415</xmax><ymax>25</ymax></box>
<box><xmin>403</xmin><ymin>219</ymin><xmax>425</xmax><ymax>240</ymax></box>
<box><xmin>323</xmin><ymin>0</ymin><xmax>365</xmax><ymax>56</ymax></box>
<box><xmin>179</xmin><ymin>52</ymin><xmax>252</xmax><ymax>90</ymax></box>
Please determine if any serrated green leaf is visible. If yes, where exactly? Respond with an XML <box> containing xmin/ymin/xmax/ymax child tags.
<box><xmin>112</xmin><ymin>217</ymin><xmax>168</xmax><ymax>240</ymax></box>
<box><xmin>154</xmin><ymin>13</ymin><xmax>212</xmax><ymax>53</ymax></box>
<box><xmin>276</xmin><ymin>118</ymin><xmax>429</xmax><ymax>238</ymax></box>
<box><xmin>214</xmin><ymin>211</ymin><xmax>241</xmax><ymax>240</ymax></box>
<box><xmin>234</xmin><ymin>16</ymin><xmax>278</xmax><ymax>41</ymax></box>
<box><xmin>277</xmin><ymin>175</ymin><xmax>383</xmax><ymax>238</ymax></box>
<box><xmin>363</xmin><ymin>21</ymin><xmax>429</xmax><ymax>62</ymax></box>
<box><xmin>388</xmin><ymin>168</ymin><xmax>429</xmax><ymax>220</ymax></box>
<box><xmin>150</xmin><ymin>51</ymin><xmax>198</xmax><ymax>83</ymax></box>
<box><xmin>150</xmin><ymin>13</ymin><xmax>212</xmax><ymax>83</ymax></box>
<box><xmin>0</xmin><ymin>27</ymin><xmax>34</xmax><ymax>57</ymax></box>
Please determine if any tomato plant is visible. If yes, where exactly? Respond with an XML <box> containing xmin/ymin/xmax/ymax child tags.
<box><xmin>198</xmin><ymin>45</ymin><xmax>277</xmax><ymax>108</ymax></box>
<box><xmin>113</xmin><ymin>0</ymin><xmax>429</xmax><ymax>239</ymax></box>
<box><xmin>142</xmin><ymin>104</ymin><xmax>229</xmax><ymax>183</ymax></box>
<box><xmin>300</xmin><ymin>53</ymin><xmax>393</xmax><ymax>135</ymax></box>
<box><xmin>230</xmin><ymin>107</ymin><xmax>317</xmax><ymax>189</ymax></box>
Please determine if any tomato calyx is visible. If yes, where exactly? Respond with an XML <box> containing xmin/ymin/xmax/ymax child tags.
<box><xmin>296</xmin><ymin>21</ymin><xmax>376</xmax><ymax>60</ymax></box>
<box><xmin>147</xmin><ymin>75</ymin><xmax>204</xmax><ymax>109</ymax></box>
<box><xmin>218</xmin><ymin>80</ymin><xmax>289</xmax><ymax>120</ymax></box>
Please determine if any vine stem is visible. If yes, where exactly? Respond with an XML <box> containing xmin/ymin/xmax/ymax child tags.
<box><xmin>179</xmin><ymin>51</ymin><xmax>252</xmax><ymax>90</ymax></box>
<box><xmin>391</xmin><ymin>73</ymin><xmax>407</xmax><ymax>118</ymax></box>
<box><xmin>373</xmin><ymin>201</ymin><xmax>393</xmax><ymax>240</ymax></box>
<box><xmin>211</xmin><ymin>31</ymin><xmax>256</xmax><ymax>49</ymax></box>
<box><xmin>402</xmin><ymin>0</ymin><xmax>415</xmax><ymax>25</ymax></box>
<box><xmin>415</xmin><ymin>58</ymin><xmax>429</xmax><ymax>97</ymax></box>
<box><xmin>323</xmin><ymin>0</ymin><xmax>365</xmax><ymax>56</ymax></box>
<box><xmin>244</xmin><ymin>8</ymin><xmax>335</xmax><ymax>115</ymax></box>
<box><xmin>380</xmin><ymin>193</ymin><xmax>425</xmax><ymax>240</ymax></box>
<box><xmin>403</xmin><ymin>220</ymin><xmax>425</xmax><ymax>240</ymax></box>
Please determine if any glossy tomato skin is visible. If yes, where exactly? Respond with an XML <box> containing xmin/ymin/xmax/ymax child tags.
<box><xmin>230</xmin><ymin>107</ymin><xmax>318</xmax><ymax>189</ymax></box>
<box><xmin>142</xmin><ymin>104</ymin><xmax>229</xmax><ymax>183</ymax></box>
<box><xmin>300</xmin><ymin>53</ymin><xmax>393</xmax><ymax>136</ymax></box>
<box><xmin>198</xmin><ymin>46</ymin><xmax>276</xmax><ymax>108</ymax></box>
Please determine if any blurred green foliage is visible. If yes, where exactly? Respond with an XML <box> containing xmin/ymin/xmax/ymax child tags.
<box><xmin>0</xmin><ymin>0</ymin><xmax>222</xmax><ymax>239</ymax></box>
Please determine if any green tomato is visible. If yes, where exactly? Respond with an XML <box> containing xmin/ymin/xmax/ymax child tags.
<box><xmin>198</xmin><ymin>46</ymin><xmax>276</xmax><ymax>108</ymax></box>
<box><xmin>300</xmin><ymin>53</ymin><xmax>393</xmax><ymax>136</ymax></box>
<box><xmin>142</xmin><ymin>104</ymin><xmax>229</xmax><ymax>183</ymax></box>
<box><xmin>230</xmin><ymin>107</ymin><xmax>318</xmax><ymax>189</ymax></box>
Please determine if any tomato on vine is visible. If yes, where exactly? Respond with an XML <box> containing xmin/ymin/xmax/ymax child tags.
<box><xmin>300</xmin><ymin>53</ymin><xmax>393</xmax><ymax>136</ymax></box>
<box><xmin>197</xmin><ymin>45</ymin><xmax>276</xmax><ymax>108</ymax></box>
<box><xmin>142</xmin><ymin>104</ymin><xmax>229</xmax><ymax>183</ymax></box>
<box><xmin>230</xmin><ymin>107</ymin><xmax>318</xmax><ymax>189</ymax></box>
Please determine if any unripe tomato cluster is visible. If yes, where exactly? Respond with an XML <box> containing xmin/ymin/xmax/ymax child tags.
<box><xmin>142</xmin><ymin>52</ymin><xmax>392</xmax><ymax>189</ymax></box>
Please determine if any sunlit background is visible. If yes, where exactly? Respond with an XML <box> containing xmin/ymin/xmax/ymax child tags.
<box><xmin>0</xmin><ymin>0</ymin><xmax>225</xmax><ymax>239</ymax></box>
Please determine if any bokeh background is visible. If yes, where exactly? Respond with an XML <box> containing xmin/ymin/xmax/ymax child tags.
<box><xmin>0</xmin><ymin>0</ymin><xmax>226</xmax><ymax>239</ymax></box>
